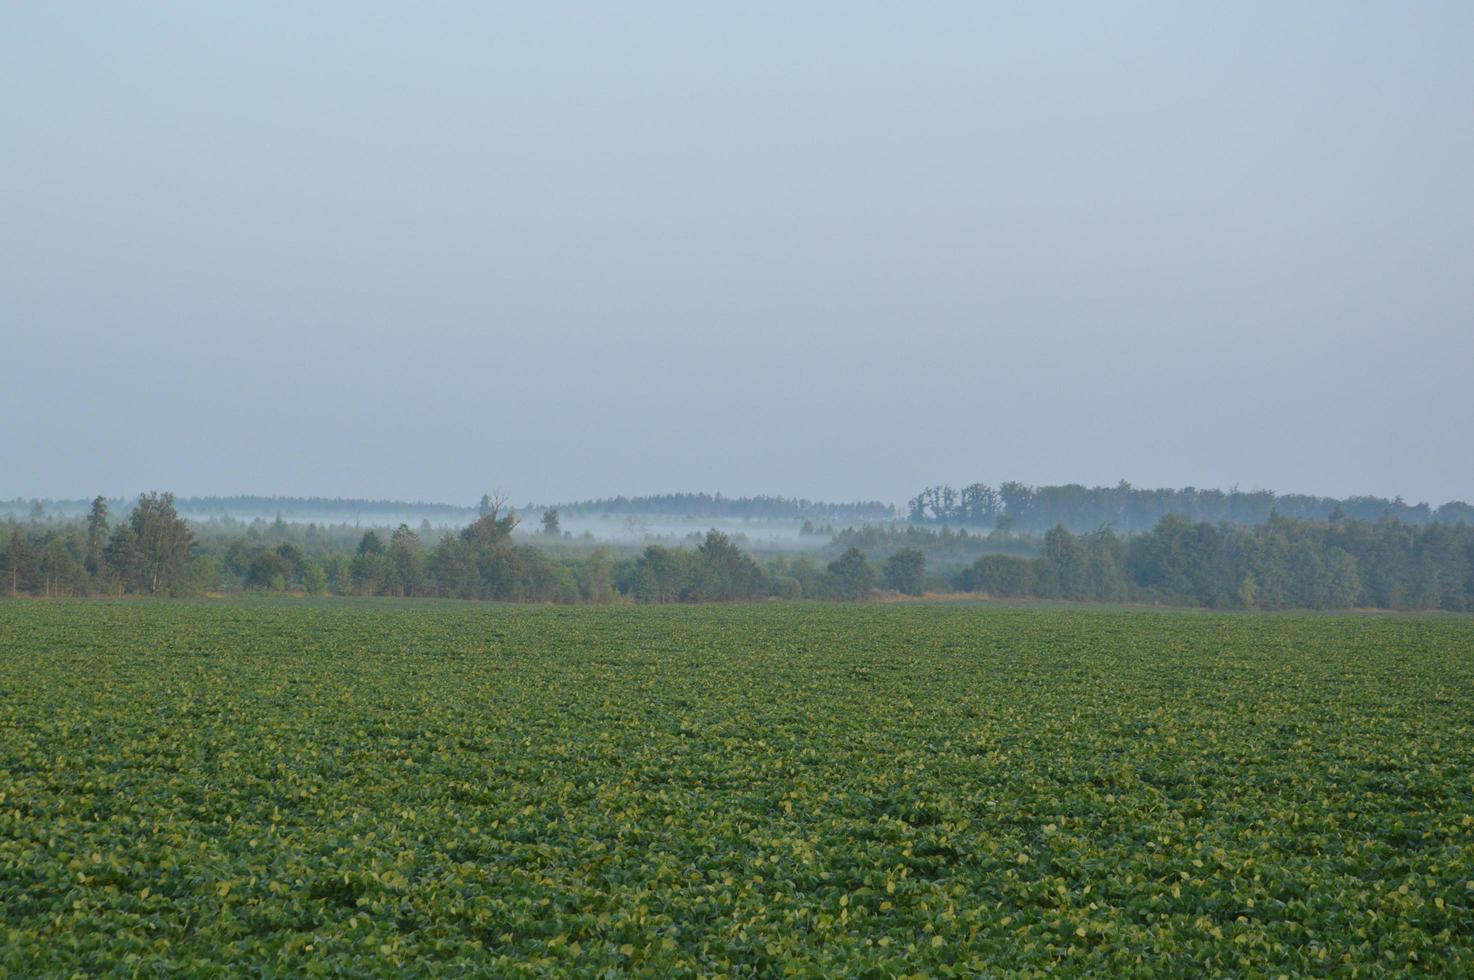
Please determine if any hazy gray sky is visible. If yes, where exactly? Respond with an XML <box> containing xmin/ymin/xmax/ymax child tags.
<box><xmin>4</xmin><ymin>3</ymin><xmax>1472</xmax><ymax>507</ymax></box>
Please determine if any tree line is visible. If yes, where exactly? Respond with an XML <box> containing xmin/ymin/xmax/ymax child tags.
<box><xmin>6</xmin><ymin>491</ymin><xmax>1473</xmax><ymax>611</ymax></box>
<box><xmin>2</xmin><ymin>494</ymin><xmax>207</xmax><ymax>598</ymax></box>
<box><xmin>909</xmin><ymin>480</ymin><xmax>1474</xmax><ymax>534</ymax></box>
<box><xmin>15</xmin><ymin>482</ymin><xmax>1470</xmax><ymax>538</ymax></box>
<box><xmin>0</xmin><ymin>493</ymin><xmax>921</xmax><ymax>603</ymax></box>
<box><xmin>959</xmin><ymin>514</ymin><xmax>1474</xmax><ymax>611</ymax></box>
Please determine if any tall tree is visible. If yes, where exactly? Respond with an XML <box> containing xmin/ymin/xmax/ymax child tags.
<box><xmin>5</xmin><ymin>529</ymin><xmax>32</xmax><ymax>596</ymax></box>
<box><xmin>999</xmin><ymin>482</ymin><xmax>1034</xmax><ymax>525</ymax></box>
<box><xmin>39</xmin><ymin>536</ymin><xmax>81</xmax><ymax>598</ymax></box>
<box><xmin>389</xmin><ymin>524</ymin><xmax>425</xmax><ymax>596</ymax></box>
<box><xmin>129</xmin><ymin>492</ymin><xmax>195</xmax><ymax>593</ymax></box>
<box><xmin>960</xmin><ymin>484</ymin><xmax>999</xmax><ymax>524</ymax></box>
<box><xmin>85</xmin><ymin>496</ymin><xmax>109</xmax><ymax>576</ymax></box>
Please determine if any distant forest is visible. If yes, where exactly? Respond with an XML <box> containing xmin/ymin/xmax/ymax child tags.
<box><xmin>537</xmin><ymin>493</ymin><xmax>895</xmax><ymax>522</ymax></box>
<box><xmin>1</xmin><ymin>493</ymin><xmax>894</xmax><ymax>524</ymax></box>
<box><xmin>0</xmin><ymin>494</ymin><xmax>881</xmax><ymax>604</ymax></box>
<box><xmin>908</xmin><ymin>481</ymin><xmax>1474</xmax><ymax>534</ymax></box>
<box><xmin>4</xmin><ymin>491</ymin><xmax>1473</xmax><ymax>612</ymax></box>
<box><xmin>9</xmin><ymin>482</ymin><xmax>1470</xmax><ymax>534</ymax></box>
<box><xmin>0</xmin><ymin>495</ymin><xmax>480</xmax><ymax>522</ymax></box>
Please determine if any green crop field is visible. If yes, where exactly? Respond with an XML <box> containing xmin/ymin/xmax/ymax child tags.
<box><xmin>2</xmin><ymin>600</ymin><xmax>1472</xmax><ymax>975</ymax></box>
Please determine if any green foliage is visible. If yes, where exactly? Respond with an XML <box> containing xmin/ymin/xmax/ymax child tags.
<box><xmin>245</xmin><ymin>549</ymin><xmax>295</xmax><ymax>590</ymax></box>
<box><xmin>1</xmin><ymin>602</ymin><xmax>1472</xmax><ymax>974</ymax></box>
<box><xmin>102</xmin><ymin>523</ymin><xmax>140</xmax><ymax>594</ymax></box>
<box><xmin>826</xmin><ymin>547</ymin><xmax>876</xmax><ymax>600</ymax></box>
<box><xmin>84</xmin><ymin>496</ymin><xmax>108</xmax><ymax>575</ymax></box>
<box><xmin>129</xmin><ymin>492</ymin><xmax>195</xmax><ymax>594</ymax></box>
<box><xmin>964</xmin><ymin>553</ymin><xmax>1037</xmax><ymax>597</ymax></box>
<box><xmin>324</xmin><ymin>554</ymin><xmax>352</xmax><ymax>594</ymax></box>
<box><xmin>303</xmin><ymin>563</ymin><xmax>329</xmax><ymax>596</ymax></box>
<box><xmin>388</xmin><ymin>525</ymin><xmax>426</xmax><ymax>597</ymax></box>
<box><xmin>5</xmin><ymin>493</ymin><xmax>1474</xmax><ymax>610</ymax></box>
<box><xmin>625</xmin><ymin>532</ymin><xmax>767</xmax><ymax>602</ymax></box>
<box><xmin>882</xmin><ymin>547</ymin><xmax>927</xmax><ymax>596</ymax></box>
<box><xmin>1237</xmin><ymin>574</ymin><xmax>1259</xmax><ymax>610</ymax></box>
<box><xmin>172</xmin><ymin>556</ymin><xmax>218</xmax><ymax>597</ymax></box>
<box><xmin>575</xmin><ymin>548</ymin><xmax>614</xmax><ymax>603</ymax></box>
<box><xmin>4</xmin><ymin>528</ymin><xmax>30</xmax><ymax>596</ymax></box>
<box><xmin>958</xmin><ymin>516</ymin><xmax>1474</xmax><ymax>612</ymax></box>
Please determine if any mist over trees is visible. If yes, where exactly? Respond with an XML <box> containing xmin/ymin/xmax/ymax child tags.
<box><xmin>4</xmin><ymin>484</ymin><xmax>1474</xmax><ymax>611</ymax></box>
<box><xmin>13</xmin><ymin>480</ymin><xmax>1471</xmax><ymax>539</ymax></box>
<box><xmin>829</xmin><ymin>523</ymin><xmax>1036</xmax><ymax>568</ymax></box>
<box><xmin>0</xmin><ymin>495</ymin><xmax>484</xmax><ymax>524</ymax></box>
<box><xmin>542</xmin><ymin>493</ymin><xmax>895</xmax><ymax>523</ymax></box>
<box><xmin>909</xmin><ymin>481</ymin><xmax>1474</xmax><ymax>534</ymax></box>
<box><xmin>1</xmin><ymin>492</ymin><xmax>900</xmax><ymax>529</ymax></box>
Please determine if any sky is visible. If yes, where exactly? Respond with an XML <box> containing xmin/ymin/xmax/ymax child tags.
<box><xmin>3</xmin><ymin>2</ymin><xmax>1472</xmax><ymax>508</ymax></box>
